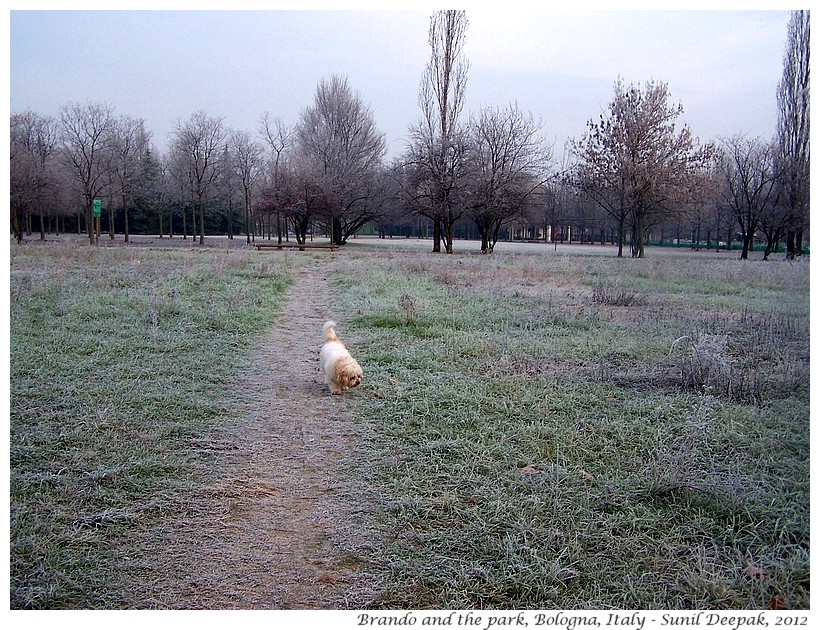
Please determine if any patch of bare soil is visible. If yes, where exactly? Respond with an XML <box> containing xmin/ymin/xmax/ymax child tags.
<box><xmin>131</xmin><ymin>258</ymin><xmax>380</xmax><ymax>609</ymax></box>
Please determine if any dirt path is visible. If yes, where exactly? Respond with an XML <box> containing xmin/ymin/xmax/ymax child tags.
<box><xmin>139</xmin><ymin>258</ymin><xmax>377</xmax><ymax>609</ymax></box>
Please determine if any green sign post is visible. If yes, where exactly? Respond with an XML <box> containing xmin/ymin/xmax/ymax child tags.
<box><xmin>92</xmin><ymin>198</ymin><xmax>102</xmax><ymax>244</ymax></box>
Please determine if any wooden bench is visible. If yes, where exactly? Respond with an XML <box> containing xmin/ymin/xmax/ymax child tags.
<box><xmin>254</xmin><ymin>242</ymin><xmax>339</xmax><ymax>252</ymax></box>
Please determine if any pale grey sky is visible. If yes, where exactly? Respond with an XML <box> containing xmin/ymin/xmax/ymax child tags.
<box><xmin>8</xmin><ymin>4</ymin><xmax>792</xmax><ymax>160</ymax></box>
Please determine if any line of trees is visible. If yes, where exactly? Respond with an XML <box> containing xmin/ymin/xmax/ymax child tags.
<box><xmin>10</xmin><ymin>77</ymin><xmax>390</xmax><ymax>248</ymax></box>
<box><xmin>10</xmin><ymin>11</ymin><xmax>809</xmax><ymax>258</ymax></box>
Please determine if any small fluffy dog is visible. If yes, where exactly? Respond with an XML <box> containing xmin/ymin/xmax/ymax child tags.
<box><xmin>320</xmin><ymin>320</ymin><xmax>363</xmax><ymax>395</ymax></box>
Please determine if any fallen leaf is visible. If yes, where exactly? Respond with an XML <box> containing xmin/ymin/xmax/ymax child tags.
<box><xmin>769</xmin><ymin>595</ymin><xmax>787</xmax><ymax>610</ymax></box>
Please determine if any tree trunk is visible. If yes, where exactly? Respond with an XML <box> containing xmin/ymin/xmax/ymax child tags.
<box><xmin>123</xmin><ymin>196</ymin><xmax>130</xmax><ymax>243</ymax></box>
<box><xmin>443</xmin><ymin>219</ymin><xmax>454</xmax><ymax>254</ymax></box>
<box><xmin>635</xmin><ymin>210</ymin><xmax>646</xmax><ymax>258</ymax></box>
<box><xmin>227</xmin><ymin>199</ymin><xmax>233</xmax><ymax>239</ymax></box>
<box><xmin>108</xmin><ymin>199</ymin><xmax>115</xmax><ymax>240</ymax></box>
<box><xmin>490</xmin><ymin>219</ymin><xmax>502</xmax><ymax>253</ymax></box>
<box><xmin>786</xmin><ymin>231</ymin><xmax>797</xmax><ymax>259</ymax></box>
<box><xmin>245</xmin><ymin>199</ymin><xmax>251</xmax><ymax>244</ymax></box>
<box><xmin>87</xmin><ymin>201</ymin><xmax>94</xmax><ymax>245</ymax></box>
<box><xmin>480</xmin><ymin>230</ymin><xmax>489</xmax><ymax>253</ymax></box>
<box><xmin>332</xmin><ymin>217</ymin><xmax>343</xmax><ymax>246</ymax></box>
<box><xmin>763</xmin><ymin>235</ymin><xmax>778</xmax><ymax>260</ymax></box>
<box><xmin>11</xmin><ymin>206</ymin><xmax>23</xmax><ymax>243</ymax></box>
<box><xmin>740</xmin><ymin>232</ymin><xmax>753</xmax><ymax>260</ymax></box>
<box><xmin>198</xmin><ymin>198</ymin><xmax>205</xmax><ymax>245</ymax></box>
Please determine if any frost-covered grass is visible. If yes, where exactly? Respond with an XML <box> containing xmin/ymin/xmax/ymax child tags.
<box><xmin>10</xmin><ymin>242</ymin><xmax>294</xmax><ymax>608</ymax></box>
<box><xmin>335</xmin><ymin>249</ymin><xmax>810</xmax><ymax>609</ymax></box>
<box><xmin>10</xmin><ymin>240</ymin><xmax>810</xmax><ymax>610</ymax></box>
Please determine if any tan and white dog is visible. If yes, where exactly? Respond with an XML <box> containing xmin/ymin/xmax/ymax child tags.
<box><xmin>320</xmin><ymin>320</ymin><xmax>363</xmax><ymax>395</ymax></box>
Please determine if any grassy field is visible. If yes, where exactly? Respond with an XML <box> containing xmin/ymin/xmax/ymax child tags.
<box><xmin>9</xmin><ymin>242</ymin><xmax>294</xmax><ymax>608</ymax></box>
<box><xmin>335</xmin><ymin>247</ymin><xmax>810</xmax><ymax>609</ymax></box>
<box><xmin>9</xmin><ymin>240</ymin><xmax>810</xmax><ymax>610</ymax></box>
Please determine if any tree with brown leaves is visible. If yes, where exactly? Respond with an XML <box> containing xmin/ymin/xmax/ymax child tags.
<box><xmin>569</xmin><ymin>79</ymin><xmax>714</xmax><ymax>258</ymax></box>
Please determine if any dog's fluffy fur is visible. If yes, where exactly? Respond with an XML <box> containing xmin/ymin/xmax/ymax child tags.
<box><xmin>320</xmin><ymin>320</ymin><xmax>363</xmax><ymax>395</ymax></box>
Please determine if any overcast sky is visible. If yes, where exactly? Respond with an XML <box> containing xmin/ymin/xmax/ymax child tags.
<box><xmin>8</xmin><ymin>4</ymin><xmax>792</xmax><ymax>161</ymax></box>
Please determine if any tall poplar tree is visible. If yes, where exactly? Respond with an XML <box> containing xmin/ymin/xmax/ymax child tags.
<box><xmin>776</xmin><ymin>10</ymin><xmax>810</xmax><ymax>258</ymax></box>
<box><xmin>407</xmin><ymin>10</ymin><xmax>470</xmax><ymax>254</ymax></box>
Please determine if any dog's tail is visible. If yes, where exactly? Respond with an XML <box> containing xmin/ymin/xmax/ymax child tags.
<box><xmin>323</xmin><ymin>320</ymin><xmax>339</xmax><ymax>342</ymax></box>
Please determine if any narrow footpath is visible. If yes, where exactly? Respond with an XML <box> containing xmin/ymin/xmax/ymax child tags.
<box><xmin>136</xmin><ymin>259</ymin><xmax>377</xmax><ymax>609</ymax></box>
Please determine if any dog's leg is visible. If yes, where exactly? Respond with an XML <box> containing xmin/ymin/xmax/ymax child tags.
<box><xmin>325</xmin><ymin>372</ymin><xmax>341</xmax><ymax>395</ymax></box>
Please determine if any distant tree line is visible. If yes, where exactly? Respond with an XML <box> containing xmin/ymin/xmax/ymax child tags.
<box><xmin>10</xmin><ymin>10</ymin><xmax>808</xmax><ymax>258</ymax></box>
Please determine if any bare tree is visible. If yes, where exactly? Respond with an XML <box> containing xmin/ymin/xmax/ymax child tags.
<box><xmin>375</xmin><ymin>159</ymin><xmax>414</xmax><ymax>238</ymax></box>
<box><xmin>58</xmin><ymin>101</ymin><xmax>116</xmax><ymax>244</ymax></box>
<box><xmin>110</xmin><ymin>115</ymin><xmax>150</xmax><ymax>242</ymax></box>
<box><xmin>569</xmin><ymin>79</ymin><xmax>714</xmax><ymax>257</ymax></box>
<box><xmin>465</xmin><ymin>103</ymin><xmax>552</xmax><ymax>253</ymax></box>
<box><xmin>10</xmin><ymin>111</ymin><xmax>58</xmax><ymax>242</ymax></box>
<box><xmin>759</xmin><ymin>175</ymin><xmax>793</xmax><ymax>260</ymax></box>
<box><xmin>167</xmin><ymin>145</ymin><xmax>194</xmax><ymax>240</ymax></box>
<box><xmin>231</xmin><ymin>129</ymin><xmax>263</xmax><ymax>243</ymax></box>
<box><xmin>259</xmin><ymin>112</ymin><xmax>292</xmax><ymax>243</ymax></box>
<box><xmin>407</xmin><ymin>9</ymin><xmax>470</xmax><ymax>253</ymax></box>
<box><xmin>214</xmin><ymin>143</ymin><xmax>241</xmax><ymax>239</ymax></box>
<box><xmin>776</xmin><ymin>10</ymin><xmax>810</xmax><ymax>258</ymax></box>
<box><xmin>678</xmin><ymin>165</ymin><xmax>722</xmax><ymax>250</ymax></box>
<box><xmin>169</xmin><ymin>110</ymin><xmax>228</xmax><ymax>244</ymax></box>
<box><xmin>717</xmin><ymin>134</ymin><xmax>780</xmax><ymax>260</ymax></box>
<box><xmin>711</xmin><ymin>198</ymin><xmax>737</xmax><ymax>252</ymax></box>
<box><xmin>523</xmin><ymin>181</ymin><xmax>560</xmax><ymax>244</ymax></box>
<box><xmin>258</xmin><ymin>156</ymin><xmax>331</xmax><ymax>245</ymax></box>
<box><xmin>295</xmin><ymin>75</ymin><xmax>386</xmax><ymax>245</ymax></box>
